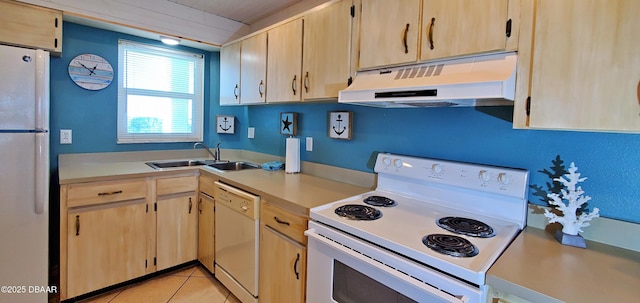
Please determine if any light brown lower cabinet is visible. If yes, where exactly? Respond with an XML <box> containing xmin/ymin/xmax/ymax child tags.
<box><xmin>155</xmin><ymin>175</ymin><xmax>198</xmax><ymax>271</ymax></box>
<box><xmin>259</xmin><ymin>225</ymin><xmax>307</xmax><ymax>303</ymax></box>
<box><xmin>66</xmin><ymin>200</ymin><xmax>147</xmax><ymax>298</ymax></box>
<box><xmin>259</xmin><ymin>201</ymin><xmax>308</xmax><ymax>303</ymax></box>
<box><xmin>60</xmin><ymin>173</ymin><xmax>199</xmax><ymax>300</ymax></box>
<box><xmin>197</xmin><ymin>192</ymin><xmax>215</xmax><ymax>273</ymax></box>
<box><xmin>156</xmin><ymin>193</ymin><xmax>198</xmax><ymax>270</ymax></box>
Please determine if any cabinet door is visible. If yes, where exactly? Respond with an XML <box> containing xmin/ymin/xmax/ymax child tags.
<box><xmin>528</xmin><ymin>0</ymin><xmax>640</xmax><ymax>131</ymax></box>
<box><xmin>197</xmin><ymin>193</ymin><xmax>215</xmax><ymax>273</ymax></box>
<box><xmin>259</xmin><ymin>226</ymin><xmax>306</xmax><ymax>303</ymax></box>
<box><xmin>156</xmin><ymin>193</ymin><xmax>198</xmax><ymax>270</ymax></box>
<box><xmin>240</xmin><ymin>32</ymin><xmax>268</xmax><ymax>104</ymax></box>
<box><xmin>67</xmin><ymin>201</ymin><xmax>147</xmax><ymax>298</ymax></box>
<box><xmin>0</xmin><ymin>0</ymin><xmax>62</xmax><ymax>54</ymax></box>
<box><xmin>359</xmin><ymin>0</ymin><xmax>421</xmax><ymax>69</ymax></box>
<box><xmin>302</xmin><ymin>0</ymin><xmax>352</xmax><ymax>100</ymax></box>
<box><xmin>267</xmin><ymin>19</ymin><xmax>303</xmax><ymax>103</ymax></box>
<box><xmin>421</xmin><ymin>0</ymin><xmax>509</xmax><ymax>61</ymax></box>
<box><xmin>220</xmin><ymin>41</ymin><xmax>241</xmax><ymax>105</ymax></box>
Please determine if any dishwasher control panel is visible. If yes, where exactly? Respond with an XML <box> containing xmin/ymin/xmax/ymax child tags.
<box><xmin>214</xmin><ymin>181</ymin><xmax>260</xmax><ymax>219</ymax></box>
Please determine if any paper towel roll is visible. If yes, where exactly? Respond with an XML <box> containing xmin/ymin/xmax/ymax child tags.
<box><xmin>285</xmin><ymin>137</ymin><xmax>300</xmax><ymax>174</ymax></box>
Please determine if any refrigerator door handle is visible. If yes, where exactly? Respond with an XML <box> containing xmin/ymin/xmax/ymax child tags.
<box><xmin>34</xmin><ymin>133</ymin><xmax>49</xmax><ymax>214</ymax></box>
<box><xmin>35</xmin><ymin>49</ymin><xmax>50</xmax><ymax>131</ymax></box>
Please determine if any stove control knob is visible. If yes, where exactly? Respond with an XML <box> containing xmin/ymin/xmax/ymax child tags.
<box><xmin>382</xmin><ymin>157</ymin><xmax>392</xmax><ymax>166</ymax></box>
<box><xmin>431</xmin><ymin>164</ymin><xmax>443</xmax><ymax>174</ymax></box>
<box><xmin>479</xmin><ymin>170</ymin><xmax>492</xmax><ymax>182</ymax></box>
<box><xmin>498</xmin><ymin>173</ymin><xmax>512</xmax><ymax>185</ymax></box>
<box><xmin>393</xmin><ymin>159</ymin><xmax>403</xmax><ymax>168</ymax></box>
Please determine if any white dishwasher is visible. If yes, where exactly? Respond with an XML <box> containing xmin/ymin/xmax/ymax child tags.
<box><xmin>214</xmin><ymin>181</ymin><xmax>260</xmax><ymax>303</ymax></box>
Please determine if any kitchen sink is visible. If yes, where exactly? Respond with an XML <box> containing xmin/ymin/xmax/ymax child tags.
<box><xmin>207</xmin><ymin>161</ymin><xmax>260</xmax><ymax>172</ymax></box>
<box><xmin>146</xmin><ymin>160</ymin><xmax>208</xmax><ymax>170</ymax></box>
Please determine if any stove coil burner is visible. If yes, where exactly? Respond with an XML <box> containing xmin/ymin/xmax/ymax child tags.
<box><xmin>363</xmin><ymin>195</ymin><xmax>397</xmax><ymax>207</ymax></box>
<box><xmin>422</xmin><ymin>234</ymin><xmax>479</xmax><ymax>258</ymax></box>
<box><xmin>437</xmin><ymin>217</ymin><xmax>495</xmax><ymax>238</ymax></box>
<box><xmin>335</xmin><ymin>204</ymin><xmax>382</xmax><ymax>221</ymax></box>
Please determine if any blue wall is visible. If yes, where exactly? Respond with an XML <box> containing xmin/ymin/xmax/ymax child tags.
<box><xmin>51</xmin><ymin>22</ymin><xmax>640</xmax><ymax>223</ymax></box>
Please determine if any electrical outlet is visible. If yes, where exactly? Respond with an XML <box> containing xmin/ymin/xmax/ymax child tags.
<box><xmin>248</xmin><ymin>127</ymin><xmax>255</xmax><ymax>139</ymax></box>
<box><xmin>306</xmin><ymin>137</ymin><xmax>313</xmax><ymax>151</ymax></box>
<box><xmin>60</xmin><ymin>129</ymin><xmax>72</xmax><ymax>144</ymax></box>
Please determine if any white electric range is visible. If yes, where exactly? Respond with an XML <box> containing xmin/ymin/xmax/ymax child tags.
<box><xmin>305</xmin><ymin>153</ymin><xmax>529</xmax><ymax>303</ymax></box>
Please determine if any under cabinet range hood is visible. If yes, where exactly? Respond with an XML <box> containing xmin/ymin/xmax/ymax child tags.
<box><xmin>339</xmin><ymin>52</ymin><xmax>517</xmax><ymax>107</ymax></box>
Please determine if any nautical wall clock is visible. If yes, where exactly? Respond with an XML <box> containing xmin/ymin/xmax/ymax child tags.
<box><xmin>216</xmin><ymin>115</ymin><xmax>235</xmax><ymax>134</ymax></box>
<box><xmin>68</xmin><ymin>53</ymin><xmax>114</xmax><ymax>90</ymax></box>
<box><xmin>328</xmin><ymin>111</ymin><xmax>353</xmax><ymax>140</ymax></box>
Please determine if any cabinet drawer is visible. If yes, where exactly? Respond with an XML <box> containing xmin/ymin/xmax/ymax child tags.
<box><xmin>199</xmin><ymin>173</ymin><xmax>216</xmax><ymax>197</ymax></box>
<box><xmin>261</xmin><ymin>202</ymin><xmax>307</xmax><ymax>245</ymax></box>
<box><xmin>157</xmin><ymin>175</ymin><xmax>198</xmax><ymax>196</ymax></box>
<box><xmin>67</xmin><ymin>179</ymin><xmax>147</xmax><ymax>208</ymax></box>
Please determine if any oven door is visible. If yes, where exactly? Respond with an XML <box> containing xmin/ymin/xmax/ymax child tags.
<box><xmin>305</xmin><ymin>221</ymin><xmax>482</xmax><ymax>303</ymax></box>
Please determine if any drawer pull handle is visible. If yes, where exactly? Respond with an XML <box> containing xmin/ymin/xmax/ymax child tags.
<box><xmin>402</xmin><ymin>23</ymin><xmax>410</xmax><ymax>54</ymax></box>
<box><xmin>304</xmin><ymin>72</ymin><xmax>310</xmax><ymax>93</ymax></box>
<box><xmin>293</xmin><ymin>253</ymin><xmax>300</xmax><ymax>280</ymax></box>
<box><xmin>198</xmin><ymin>198</ymin><xmax>203</xmax><ymax>214</ymax></box>
<box><xmin>234</xmin><ymin>84</ymin><xmax>239</xmax><ymax>100</ymax></box>
<box><xmin>291</xmin><ymin>75</ymin><xmax>297</xmax><ymax>95</ymax></box>
<box><xmin>428</xmin><ymin>17</ymin><xmax>435</xmax><ymax>50</ymax></box>
<box><xmin>98</xmin><ymin>190</ymin><xmax>122</xmax><ymax>196</ymax></box>
<box><xmin>259</xmin><ymin>80</ymin><xmax>265</xmax><ymax>98</ymax></box>
<box><xmin>274</xmin><ymin>216</ymin><xmax>290</xmax><ymax>226</ymax></box>
<box><xmin>188</xmin><ymin>197</ymin><xmax>193</xmax><ymax>214</ymax></box>
<box><xmin>75</xmin><ymin>215</ymin><xmax>80</xmax><ymax>236</ymax></box>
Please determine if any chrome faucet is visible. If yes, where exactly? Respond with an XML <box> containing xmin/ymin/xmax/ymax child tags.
<box><xmin>193</xmin><ymin>142</ymin><xmax>218</xmax><ymax>161</ymax></box>
<box><xmin>215</xmin><ymin>142</ymin><xmax>222</xmax><ymax>162</ymax></box>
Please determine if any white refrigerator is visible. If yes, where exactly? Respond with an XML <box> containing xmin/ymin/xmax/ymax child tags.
<box><xmin>0</xmin><ymin>44</ymin><xmax>50</xmax><ymax>303</ymax></box>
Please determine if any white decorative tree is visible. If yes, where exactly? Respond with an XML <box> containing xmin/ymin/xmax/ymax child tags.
<box><xmin>543</xmin><ymin>162</ymin><xmax>600</xmax><ymax>236</ymax></box>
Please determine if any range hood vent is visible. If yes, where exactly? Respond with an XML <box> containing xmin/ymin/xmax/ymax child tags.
<box><xmin>339</xmin><ymin>52</ymin><xmax>517</xmax><ymax>108</ymax></box>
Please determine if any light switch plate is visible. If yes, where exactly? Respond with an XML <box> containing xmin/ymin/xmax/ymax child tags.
<box><xmin>306</xmin><ymin>137</ymin><xmax>313</xmax><ymax>151</ymax></box>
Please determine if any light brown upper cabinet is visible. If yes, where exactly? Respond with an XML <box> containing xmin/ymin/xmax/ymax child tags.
<box><xmin>219</xmin><ymin>41</ymin><xmax>241</xmax><ymax>105</ymax></box>
<box><xmin>266</xmin><ymin>19</ymin><xmax>303</xmax><ymax>103</ymax></box>
<box><xmin>358</xmin><ymin>0</ymin><xmax>421</xmax><ymax>69</ymax></box>
<box><xmin>357</xmin><ymin>0</ymin><xmax>514</xmax><ymax>70</ymax></box>
<box><xmin>0</xmin><ymin>0</ymin><xmax>63</xmax><ymax>55</ymax></box>
<box><xmin>515</xmin><ymin>0</ymin><xmax>640</xmax><ymax>132</ymax></box>
<box><xmin>240</xmin><ymin>32</ymin><xmax>268</xmax><ymax>104</ymax></box>
<box><xmin>420</xmin><ymin>0</ymin><xmax>510</xmax><ymax>61</ymax></box>
<box><xmin>301</xmin><ymin>0</ymin><xmax>354</xmax><ymax>100</ymax></box>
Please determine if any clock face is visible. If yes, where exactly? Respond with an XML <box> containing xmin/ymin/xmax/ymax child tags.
<box><xmin>68</xmin><ymin>54</ymin><xmax>114</xmax><ymax>90</ymax></box>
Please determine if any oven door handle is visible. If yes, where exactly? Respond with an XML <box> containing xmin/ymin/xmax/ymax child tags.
<box><xmin>305</xmin><ymin>229</ymin><xmax>467</xmax><ymax>303</ymax></box>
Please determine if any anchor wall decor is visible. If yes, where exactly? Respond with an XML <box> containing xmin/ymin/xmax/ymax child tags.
<box><xmin>216</xmin><ymin>115</ymin><xmax>235</xmax><ymax>134</ymax></box>
<box><xmin>328</xmin><ymin>111</ymin><xmax>353</xmax><ymax>140</ymax></box>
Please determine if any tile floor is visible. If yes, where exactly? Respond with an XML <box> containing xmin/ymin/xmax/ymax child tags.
<box><xmin>78</xmin><ymin>265</ymin><xmax>240</xmax><ymax>303</ymax></box>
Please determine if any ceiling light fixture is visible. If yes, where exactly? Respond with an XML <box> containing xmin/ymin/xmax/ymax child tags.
<box><xmin>160</xmin><ymin>36</ymin><xmax>180</xmax><ymax>46</ymax></box>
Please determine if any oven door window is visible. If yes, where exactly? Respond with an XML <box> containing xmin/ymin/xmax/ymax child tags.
<box><xmin>333</xmin><ymin>260</ymin><xmax>417</xmax><ymax>303</ymax></box>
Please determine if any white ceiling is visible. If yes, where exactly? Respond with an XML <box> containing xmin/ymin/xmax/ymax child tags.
<box><xmin>168</xmin><ymin>0</ymin><xmax>303</xmax><ymax>24</ymax></box>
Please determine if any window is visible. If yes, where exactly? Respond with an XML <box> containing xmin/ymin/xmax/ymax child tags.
<box><xmin>117</xmin><ymin>39</ymin><xmax>204</xmax><ymax>143</ymax></box>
